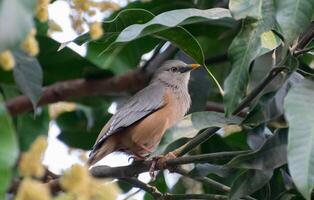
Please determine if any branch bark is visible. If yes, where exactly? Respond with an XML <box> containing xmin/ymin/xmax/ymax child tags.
<box><xmin>5</xmin><ymin>50</ymin><xmax>227</xmax><ymax>116</ymax></box>
<box><xmin>89</xmin><ymin>151</ymin><xmax>247</xmax><ymax>178</ymax></box>
<box><xmin>5</xmin><ymin>44</ymin><xmax>179</xmax><ymax>116</ymax></box>
<box><xmin>6</xmin><ymin>70</ymin><xmax>148</xmax><ymax>116</ymax></box>
<box><xmin>121</xmin><ymin>178</ymin><xmax>228</xmax><ymax>200</ymax></box>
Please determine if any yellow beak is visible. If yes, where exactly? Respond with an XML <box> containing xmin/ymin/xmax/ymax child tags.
<box><xmin>188</xmin><ymin>64</ymin><xmax>201</xmax><ymax>70</ymax></box>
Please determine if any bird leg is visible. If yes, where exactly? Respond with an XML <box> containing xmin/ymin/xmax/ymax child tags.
<box><xmin>149</xmin><ymin>151</ymin><xmax>177</xmax><ymax>179</ymax></box>
<box><xmin>139</xmin><ymin>144</ymin><xmax>153</xmax><ymax>154</ymax></box>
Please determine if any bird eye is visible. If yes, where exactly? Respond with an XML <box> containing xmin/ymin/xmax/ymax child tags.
<box><xmin>170</xmin><ymin>67</ymin><xmax>178</xmax><ymax>72</ymax></box>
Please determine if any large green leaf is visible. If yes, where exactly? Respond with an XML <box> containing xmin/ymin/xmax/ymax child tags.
<box><xmin>0</xmin><ymin>168</ymin><xmax>11</xmax><ymax>200</ymax></box>
<box><xmin>73</xmin><ymin>9</ymin><xmax>212</xmax><ymax>69</ymax></box>
<box><xmin>115</xmin><ymin>0</ymin><xmax>195</xmax><ymax>16</ymax></box>
<box><xmin>228</xmin><ymin>129</ymin><xmax>287</xmax><ymax>170</ymax></box>
<box><xmin>244</xmin><ymin>72</ymin><xmax>303</xmax><ymax>126</ymax></box>
<box><xmin>229</xmin><ymin>169</ymin><xmax>273</xmax><ymax>200</ymax></box>
<box><xmin>86</xmin><ymin>37</ymin><xmax>158</xmax><ymax>75</ymax></box>
<box><xmin>0</xmin><ymin>0</ymin><xmax>36</xmax><ymax>52</ymax></box>
<box><xmin>13</xmin><ymin>51</ymin><xmax>43</xmax><ymax>109</ymax></box>
<box><xmin>57</xmin><ymin>108</ymin><xmax>111</xmax><ymax>150</ymax></box>
<box><xmin>155</xmin><ymin>111</ymin><xmax>242</xmax><ymax>155</ymax></box>
<box><xmin>275</xmin><ymin>0</ymin><xmax>314</xmax><ymax>46</ymax></box>
<box><xmin>284</xmin><ymin>79</ymin><xmax>314</xmax><ymax>200</ymax></box>
<box><xmin>229</xmin><ymin>0</ymin><xmax>262</xmax><ymax>20</ymax></box>
<box><xmin>75</xmin><ymin>9</ymin><xmax>159</xmax><ymax>74</ymax></box>
<box><xmin>116</xmin><ymin>8</ymin><xmax>233</xmax><ymax>42</ymax></box>
<box><xmin>0</xmin><ymin>97</ymin><xmax>18</xmax><ymax>198</ymax></box>
<box><xmin>16</xmin><ymin>108</ymin><xmax>49</xmax><ymax>151</ymax></box>
<box><xmin>113</xmin><ymin>8</ymin><xmax>234</xmax><ymax>64</ymax></box>
<box><xmin>37</xmin><ymin>36</ymin><xmax>109</xmax><ymax>85</ymax></box>
<box><xmin>223</xmin><ymin>0</ymin><xmax>281</xmax><ymax>116</ymax></box>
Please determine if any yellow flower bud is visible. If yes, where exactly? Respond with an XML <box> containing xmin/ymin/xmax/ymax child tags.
<box><xmin>60</xmin><ymin>164</ymin><xmax>120</xmax><ymax>200</ymax></box>
<box><xmin>0</xmin><ymin>50</ymin><xmax>15</xmax><ymax>71</ymax></box>
<box><xmin>89</xmin><ymin>22</ymin><xmax>103</xmax><ymax>40</ymax></box>
<box><xmin>37</xmin><ymin>7</ymin><xmax>49</xmax><ymax>22</ymax></box>
<box><xmin>19</xmin><ymin>136</ymin><xmax>48</xmax><ymax>178</ymax></box>
<box><xmin>60</xmin><ymin>164</ymin><xmax>90</xmax><ymax>197</ymax></box>
<box><xmin>21</xmin><ymin>29</ymin><xmax>39</xmax><ymax>56</ymax></box>
<box><xmin>15</xmin><ymin>178</ymin><xmax>51</xmax><ymax>200</ymax></box>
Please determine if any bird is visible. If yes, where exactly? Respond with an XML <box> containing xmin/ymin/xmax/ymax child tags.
<box><xmin>87</xmin><ymin>60</ymin><xmax>200</xmax><ymax>166</ymax></box>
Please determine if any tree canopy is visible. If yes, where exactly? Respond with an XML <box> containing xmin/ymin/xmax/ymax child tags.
<box><xmin>0</xmin><ymin>0</ymin><xmax>314</xmax><ymax>199</ymax></box>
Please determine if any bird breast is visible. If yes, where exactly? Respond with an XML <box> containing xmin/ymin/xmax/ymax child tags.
<box><xmin>122</xmin><ymin>87</ymin><xmax>191</xmax><ymax>155</ymax></box>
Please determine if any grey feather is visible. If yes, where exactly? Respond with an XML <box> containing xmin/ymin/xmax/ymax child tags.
<box><xmin>91</xmin><ymin>82</ymin><xmax>166</xmax><ymax>152</ymax></box>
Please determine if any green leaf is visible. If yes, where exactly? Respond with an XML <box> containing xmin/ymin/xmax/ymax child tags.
<box><xmin>229</xmin><ymin>0</ymin><xmax>262</xmax><ymax>20</ymax></box>
<box><xmin>275</xmin><ymin>0</ymin><xmax>314</xmax><ymax>45</ymax></box>
<box><xmin>115</xmin><ymin>8</ymin><xmax>233</xmax><ymax>42</ymax></box>
<box><xmin>224</xmin><ymin>0</ymin><xmax>281</xmax><ymax>116</ymax></box>
<box><xmin>228</xmin><ymin>129</ymin><xmax>287</xmax><ymax>170</ymax></box>
<box><xmin>284</xmin><ymin>79</ymin><xmax>314</xmax><ymax>200</ymax></box>
<box><xmin>13</xmin><ymin>51</ymin><xmax>43</xmax><ymax>109</ymax></box>
<box><xmin>116</xmin><ymin>0</ymin><xmax>195</xmax><ymax>16</ymax></box>
<box><xmin>229</xmin><ymin>169</ymin><xmax>273</xmax><ymax>200</ymax></box>
<box><xmin>113</xmin><ymin>8</ymin><xmax>234</xmax><ymax>64</ymax></box>
<box><xmin>0</xmin><ymin>0</ymin><xmax>36</xmax><ymax>52</ymax></box>
<box><xmin>37</xmin><ymin>36</ymin><xmax>109</xmax><ymax>84</ymax></box>
<box><xmin>77</xmin><ymin>9</ymin><xmax>160</xmax><ymax>74</ymax></box>
<box><xmin>74</xmin><ymin>9</ymin><xmax>213</xmax><ymax>68</ymax></box>
<box><xmin>86</xmin><ymin>37</ymin><xmax>159</xmax><ymax>75</ymax></box>
<box><xmin>16</xmin><ymin>108</ymin><xmax>49</xmax><ymax>151</ymax></box>
<box><xmin>244</xmin><ymin>72</ymin><xmax>302</xmax><ymax>126</ymax></box>
<box><xmin>57</xmin><ymin>109</ymin><xmax>111</xmax><ymax>150</ymax></box>
<box><xmin>155</xmin><ymin>111</ymin><xmax>242</xmax><ymax>155</ymax></box>
<box><xmin>0</xmin><ymin>96</ymin><xmax>18</xmax><ymax>197</ymax></box>
<box><xmin>0</xmin><ymin>99</ymin><xmax>18</xmax><ymax>168</ymax></box>
<box><xmin>0</xmin><ymin>168</ymin><xmax>11</xmax><ymax>199</ymax></box>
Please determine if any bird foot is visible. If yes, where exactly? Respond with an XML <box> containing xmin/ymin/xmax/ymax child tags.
<box><xmin>149</xmin><ymin>152</ymin><xmax>177</xmax><ymax>179</ymax></box>
<box><xmin>128</xmin><ymin>154</ymin><xmax>147</xmax><ymax>163</ymax></box>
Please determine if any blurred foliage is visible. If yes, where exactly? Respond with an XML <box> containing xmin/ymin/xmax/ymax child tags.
<box><xmin>0</xmin><ymin>0</ymin><xmax>313</xmax><ymax>199</ymax></box>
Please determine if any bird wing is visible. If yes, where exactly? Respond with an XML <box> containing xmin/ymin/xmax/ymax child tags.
<box><xmin>91</xmin><ymin>83</ymin><xmax>166</xmax><ymax>153</ymax></box>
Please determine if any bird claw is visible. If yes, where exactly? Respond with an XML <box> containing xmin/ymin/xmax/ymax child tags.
<box><xmin>148</xmin><ymin>152</ymin><xmax>177</xmax><ymax>179</ymax></box>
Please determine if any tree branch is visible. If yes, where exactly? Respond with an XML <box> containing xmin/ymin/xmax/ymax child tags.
<box><xmin>173</xmin><ymin>127</ymin><xmax>220</xmax><ymax>157</ymax></box>
<box><xmin>6</xmin><ymin>44</ymin><xmax>179</xmax><ymax>116</ymax></box>
<box><xmin>6</xmin><ymin>70</ymin><xmax>148</xmax><ymax>116</ymax></box>
<box><xmin>174</xmin><ymin>167</ymin><xmax>230</xmax><ymax>193</ymax></box>
<box><xmin>294</xmin><ymin>22</ymin><xmax>314</xmax><ymax>53</ymax></box>
<box><xmin>121</xmin><ymin>177</ymin><xmax>228</xmax><ymax>200</ymax></box>
<box><xmin>89</xmin><ymin>151</ymin><xmax>247</xmax><ymax>178</ymax></box>
<box><xmin>121</xmin><ymin>178</ymin><xmax>163</xmax><ymax>199</ymax></box>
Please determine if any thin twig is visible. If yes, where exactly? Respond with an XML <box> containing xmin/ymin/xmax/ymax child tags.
<box><xmin>231</xmin><ymin>67</ymin><xmax>287</xmax><ymax>116</ymax></box>
<box><xmin>294</xmin><ymin>22</ymin><xmax>314</xmax><ymax>52</ymax></box>
<box><xmin>166</xmin><ymin>151</ymin><xmax>249</xmax><ymax>166</ymax></box>
<box><xmin>121</xmin><ymin>189</ymin><xmax>141</xmax><ymax>200</ymax></box>
<box><xmin>174</xmin><ymin>167</ymin><xmax>230</xmax><ymax>192</ymax></box>
<box><xmin>172</xmin><ymin>127</ymin><xmax>220</xmax><ymax>157</ymax></box>
<box><xmin>163</xmin><ymin>193</ymin><xmax>228</xmax><ymax>200</ymax></box>
<box><xmin>294</xmin><ymin>46</ymin><xmax>314</xmax><ymax>56</ymax></box>
<box><xmin>120</xmin><ymin>178</ymin><xmax>163</xmax><ymax>199</ymax></box>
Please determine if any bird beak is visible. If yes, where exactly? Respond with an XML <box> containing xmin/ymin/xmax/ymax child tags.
<box><xmin>179</xmin><ymin>63</ymin><xmax>201</xmax><ymax>73</ymax></box>
<box><xmin>188</xmin><ymin>64</ymin><xmax>201</xmax><ymax>70</ymax></box>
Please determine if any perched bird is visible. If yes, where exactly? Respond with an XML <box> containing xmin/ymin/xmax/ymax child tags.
<box><xmin>88</xmin><ymin>60</ymin><xmax>200</xmax><ymax>166</ymax></box>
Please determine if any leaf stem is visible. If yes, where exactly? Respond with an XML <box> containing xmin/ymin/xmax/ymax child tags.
<box><xmin>203</xmin><ymin>64</ymin><xmax>225</xmax><ymax>96</ymax></box>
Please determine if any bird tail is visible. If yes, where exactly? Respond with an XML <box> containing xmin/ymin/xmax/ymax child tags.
<box><xmin>87</xmin><ymin>138</ymin><xmax>117</xmax><ymax>166</ymax></box>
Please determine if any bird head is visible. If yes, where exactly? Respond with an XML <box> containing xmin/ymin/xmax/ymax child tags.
<box><xmin>152</xmin><ymin>60</ymin><xmax>201</xmax><ymax>88</ymax></box>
